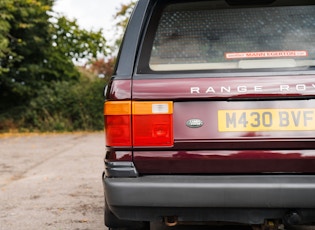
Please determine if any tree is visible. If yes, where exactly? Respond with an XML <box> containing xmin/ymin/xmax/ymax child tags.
<box><xmin>0</xmin><ymin>0</ymin><xmax>13</xmax><ymax>75</ymax></box>
<box><xmin>89</xmin><ymin>57</ymin><xmax>115</xmax><ymax>80</ymax></box>
<box><xmin>0</xmin><ymin>0</ymin><xmax>53</xmax><ymax>111</ymax></box>
<box><xmin>50</xmin><ymin>14</ymin><xmax>107</xmax><ymax>63</ymax></box>
<box><xmin>110</xmin><ymin>1</ymin><xmax>136</xmax><ymax>55</ymax></box>
<box><xmin>0</xmin><ymin>0</ymin><xmax>135</xmax><ymax>132</ymax></box>
<box><xmin>0</xmin><ymin>0</ymin><xmax>108</xmax><ymax>113</ymax></box>
<box><xmin>88</xmin><ymin>1</ymin><xmax>135</xmax><ymax>79</ymax></box>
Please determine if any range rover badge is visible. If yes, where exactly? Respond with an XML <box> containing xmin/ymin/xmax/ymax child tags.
<box><xmin>186</xmin><ymin>119</ymin><xmax>204</xmax><ymax>128</ymax></box>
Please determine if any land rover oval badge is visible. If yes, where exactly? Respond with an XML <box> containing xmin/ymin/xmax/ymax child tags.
<box><xmin>186</xmin><ymin>119</ymin><xmax>204</xmax><ymax>128</ymax></box>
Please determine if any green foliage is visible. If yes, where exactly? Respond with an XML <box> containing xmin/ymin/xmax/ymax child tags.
<box><xmin>115</xmin><ymin>1</ymin><xmax>136</xmax><ymax>29</ymax></box>
<box><xmin>109</xmin><ymin>1</ymin><xmax>136</xmax><ymax>54</ymax></box>
<box><xmin>0</xmin><ymin>0</ymin><xmax>54</xmax><ymax>110</ymax></box>
<box><xmin>0</xmin><ymin>0</ymin><xmax>13</xmax><ymax>74</ymax></box>
<box><xmin>0</xmin><ymin>0</ymin><xmax>108</xmax><ymax>113</ymax></box>
<box><xmin>0</xmin><ymin>0</ymin><xmax>141</xmax><ymax>133</ymax></box>
<box><xmin>0</xmin><ymin>72</ymin><xmax>106</xmax><ymax>132</ymax></box>
<box><xmin>25</xmin><ymin>77</ymin><xmax>105</xmax><ymax>132</ymax></box>
<box><xmin>0</xmin><ymin>0</ymin><xmax>109</xmax><ymax>132</ymax></box>
<box><xmin>51</xmin><ymin>15</ymin><xmax>107</xmax><ymax>62</ymax></box>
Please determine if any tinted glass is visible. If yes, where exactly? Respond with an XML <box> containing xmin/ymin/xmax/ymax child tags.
<box><xmin>148</xmin><ymin>1</ymin><xmax>315</xmax><ymax>71</ymax></box>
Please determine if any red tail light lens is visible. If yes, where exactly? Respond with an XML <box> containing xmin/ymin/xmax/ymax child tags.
<box><xmin>132</xmin><ymin>102</ymin><xmax>173</xmax><ymax>146</ymax></box>
<box><xmin>104</xmin><ymin>101</ymin><xmax>131</xmax><ymax>146</ymax></box>
<box><xmin>104</xmin><ymin>101</ymin><xmax>173</xmax><ymax>147</ymax></box>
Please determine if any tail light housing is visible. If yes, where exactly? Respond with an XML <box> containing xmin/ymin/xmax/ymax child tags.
<box><xmin>104</xmin><ymin>101</ymin><xmax>132</xmax><ymax>146</ymax></box>
<box><xmin>104</xmin><ymin>101</ymin><xmax>173</xmax><ymax>147</ymax></box>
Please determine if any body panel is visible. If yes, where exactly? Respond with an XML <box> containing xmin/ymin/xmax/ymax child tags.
<box><xmin>133</xmin><ymin>150</ymin><xmax>315</xmax><ymax>174</ymax></box>
<box><xmin>132</xmin><ymin>75</ymin><xmax>315</xmax><ymax>100</ymax></box>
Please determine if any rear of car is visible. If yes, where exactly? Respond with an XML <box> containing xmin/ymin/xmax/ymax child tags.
<box><xmin>103</xmin><ymin>0</ymin><xmax>315</xmax><ymax>229</ymax></box>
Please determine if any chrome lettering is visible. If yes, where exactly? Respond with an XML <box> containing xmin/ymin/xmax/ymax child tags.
<box><xmin>205</xmin><ymin>87</ymin><xmax>215</xmax><ymax>93</ymax></box>
<box><xmin>190</xmin><ymin>84</ymin><xmax>315</xmax><ymax>94</ymax></box>
<box><xmin>237</xmin><ymin>86</ymin><xmax>247</xmax><ymax>93</ymax></box>
<box><xmin>221</xmin><ymin>86</ymin><xmax>231</xmax><ymax>93</ymax></box>
<box><xmin>296</xmin><ymin>84</ymin><xmax>306</xmax><ymax>91</ymax></box>
<box><xmin>191</xmin><ymin>87</ymin><xmax>200</xmax><ymax>94</ymax></box>
<box><xmin>280</xmin><ymin>85</ymin><xmax>290</xmax><ymax>91</ymax></box>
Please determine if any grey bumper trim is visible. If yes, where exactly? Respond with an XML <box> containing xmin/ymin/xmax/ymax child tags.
<box><xmin>105</xmin><ymin>161</ymin><xmax>138</xmax><ymax>178</ymax></box>
<box><xmin>104</xmin><ymin>175</ymin><xmax>315</xmax><ymax>208</ymax></box>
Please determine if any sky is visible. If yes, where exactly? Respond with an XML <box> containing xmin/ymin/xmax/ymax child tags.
<box><xmin>53</xmin><ymin>0</ymin><xmax>133</xmax><ymax>41</ymax></box>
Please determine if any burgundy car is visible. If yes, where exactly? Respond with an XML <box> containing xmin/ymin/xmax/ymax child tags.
<box><xmin>103</xmin><ymin>0</ymin><xmax>315</xmax><ymax>229</ymax></box>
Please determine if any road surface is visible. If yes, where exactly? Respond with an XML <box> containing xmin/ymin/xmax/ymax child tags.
<box><xmin>0</xmin><ymin>132</ymin><xmax>256</xmax><ymax>230</ymax></box>
<box><xmin>0</xmin><ymin>132</ymin><xmax>105</xmax><ymax>230</ymax></box>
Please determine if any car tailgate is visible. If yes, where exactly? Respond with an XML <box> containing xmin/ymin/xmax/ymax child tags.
<box><xmin>132</xmin><ymin>74</ymin><xmax>315</xmax><ymax>174</ymax></box>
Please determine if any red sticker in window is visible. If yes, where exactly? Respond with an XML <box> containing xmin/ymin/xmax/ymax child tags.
<box><xmin>225</xmin><ymin>50</ymin><xmax>308</xmax><ymax>59</ymax></box>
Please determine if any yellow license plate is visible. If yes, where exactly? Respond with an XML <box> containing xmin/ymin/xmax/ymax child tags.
<box><xmin>218</xmin><ymin>108</ymin><xmax>315</xmax><ymax>132</ymax></box>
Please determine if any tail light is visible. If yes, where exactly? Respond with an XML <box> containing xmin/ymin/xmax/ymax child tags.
<box><xmin>104</xmin><ymin>101</ymin><xmax>132</xmax><ymax>146</ymax></box>
<box><xmin>104</xmin><ymin>101</ymin><xmax>173</xmax><ymax>147</ymax></box>
<box><xmin>133</xmin><ymin>101</ymin><xmax>173</xmax><ymax>146</ymax></box>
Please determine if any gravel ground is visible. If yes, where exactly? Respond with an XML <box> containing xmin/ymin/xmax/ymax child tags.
<box><xmin>0</xmin><ymin>132</ymin><xmax>270</xmax><ymax>230</ymax></box>
<box><xmin>0</xmin><ymin>132</ymin><xmax>106</xmax><ymax>230</ymax></box>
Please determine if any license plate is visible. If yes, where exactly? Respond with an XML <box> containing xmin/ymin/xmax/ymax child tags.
<box><xmin>218</xmin><ymin>108</ymin><xmax>315</xmax><ymax>132</ymax></box>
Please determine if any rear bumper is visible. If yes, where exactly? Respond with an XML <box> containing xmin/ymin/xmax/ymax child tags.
<box><xmin>103</xmin><ymin>174</ymin><xmax>315</xmax><ymax>224</ymax></box>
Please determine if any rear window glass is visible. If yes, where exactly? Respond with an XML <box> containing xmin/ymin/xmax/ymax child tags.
<box><xmin>144</xmin><ymin>1</ymin><xmax>315</xmax><ymax>72</ymax></box>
